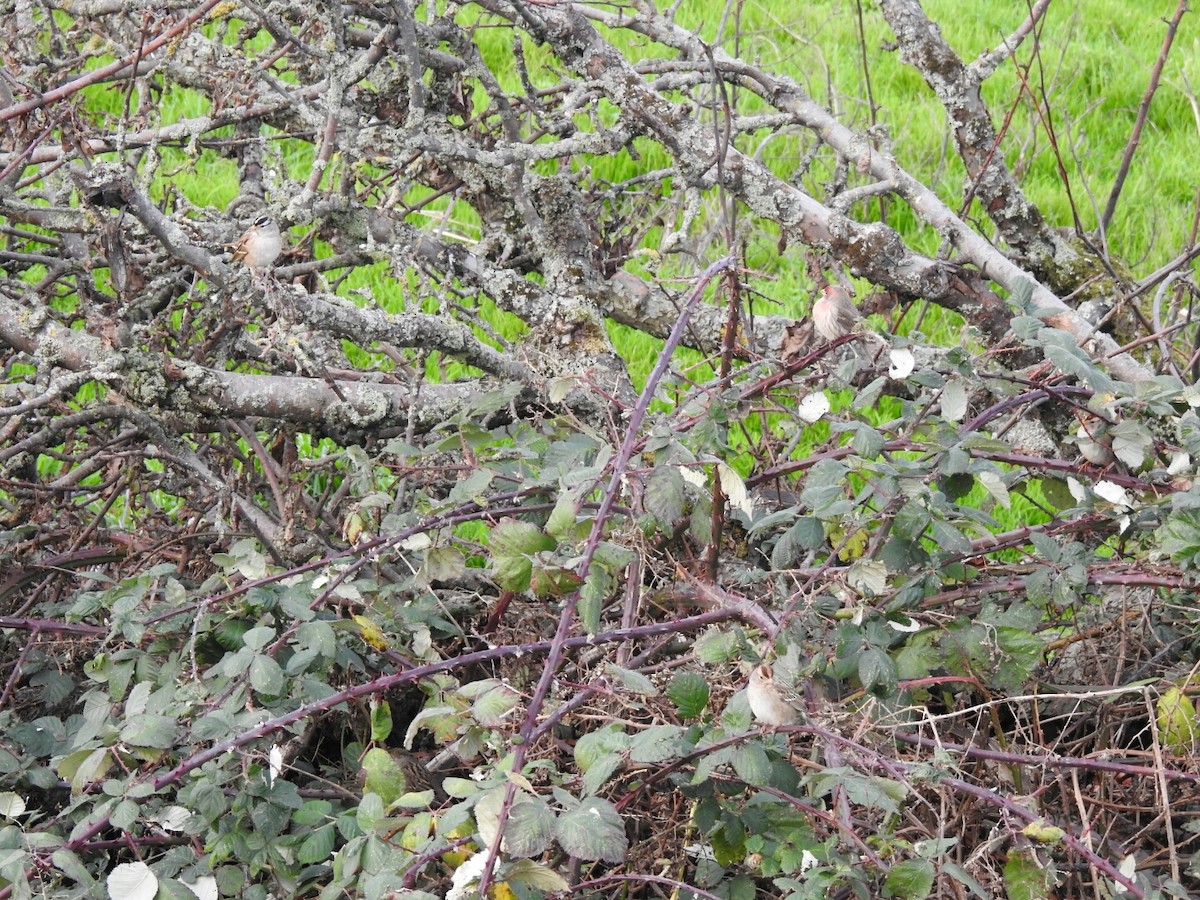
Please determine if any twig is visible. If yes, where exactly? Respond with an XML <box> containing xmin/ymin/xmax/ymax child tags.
<box><xmin>1100</xmin><ymin>0</ymin><xmax>1189</xmax><ymax>232</ymax></box>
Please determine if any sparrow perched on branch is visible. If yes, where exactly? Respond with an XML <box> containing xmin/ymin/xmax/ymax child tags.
<box><xmin>746</xmin><ymin>663</ymin><xmax>806</xmax><ymax>726</ymax></box>
<box><xmin>812</xmin><ymin>284</ymin><xmax>862</xmax><ymax>341</ymax></box>
<box><xmin>228</xmin><ymin>214</ymin><xmax>282</xmax><ymax>274</ymax></box>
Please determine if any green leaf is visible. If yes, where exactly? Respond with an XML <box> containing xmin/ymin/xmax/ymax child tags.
<box><xmin>356</xmin><ymin>792</ymin><xmax>384</xmax><ymax>831</ymax></box>
<box><xmin>110</xmin><ymin>799</ymin><xmax>139</xmax><ymax>830</ymax></box>
<box><xmin>575</xmin><ymin>725</ymin><xmax>630</xmax><ymax>771</ymax></box>
<box><xmin>489</xmin><ymin>519</ymin><xmax>556</xmax><ymax>592</ymax></box>
<box><xmin>422</xmin><ymin>546</ymin><xmax>467</xmax><ymax>583</ymax></box>
<box><xmin>1010</xmin><ymin>277</ymin><xmax>1035</xmax><ymax>310</ymax></box>
<box><xmin>555</xmin><ymin>797</ymin><xmax>628</xmax><ymax>863</ymax></box>
<box><xmin>119</xmin><ymin>715</ymin><xmax>178</xmax><ymax>750</ymax></box>
<box><xmin>501</xmin><ymin>859</ymin><xmax>569</xmax><ymax>892</ymax></box>
<box><xmin>52</xmin><ymin>849</ymin><xmax>95</xmax><ymax>887</ymax></box>
<box><xmin>360</xmin><ymin>748</ymin><xmax>406</xmax><ymax>806</ymax></box>
<box><xmin>851</xmin><ymin>424</ymin><xmax>885</xmax><ymax>458</ymax></box>
<box><xmin>581</xmin><ymin>752</ymin><xmax>624</xmax><ymax>795</ymax></box>
<box><xmin>629</xmin><ymin>725</ymin><xmax>684</xmax><ymax>763</ymax></box>
<box><xmin>1111</xmin><ymin>419</ymin><xmax>1152</xmax><ymax>469</ymax></box>
<box><xmin>693</xmin><ymin>627</ymin><xmax>744</xmax><ymax>664</ymax></box>
<box><xmin>858</xmin><ymin>647</ymin><xmax>896</xmax><ymax>694</ymax></box>
<box><xmin>472</xmin><ymin>682</ymin><xmax>522</xmax><ymax>726</ymax></box>
<box><xmin>772</xmin><ymin>517</ymin><xmax>824</xmax><ymax>568</ymax></box>
<box><xmin>884</xmin><ymin>858</ymin><xmax>935</xmax><ymax>899</ymax></box>
<box><xmin>297</xmin><ymin>823</ymin><xmax>337</xmax><ymax>864</ymax></box>
<box><xmin>942</xmin><ymin>861</ymin><xmax>989</xmax><ymax>898</ymax></box>
<box><xmin>31</xmin><ymin>671</ymin><xmax>75</xmax><ymax>707</ymax></box>
<box><xmin>893</xmin><ymin>500</ymin><xmax>930</xmax><ymax>541</ymax></box>
<box><xmin>941</xmin><ymin>380</ymin><xmax>968</xmax><ymax>422</ymax></box>
<box><xmin>578</xmin><ymin>568</ymin><xmax>606</xmax><ymax>635</ymax></box>
<box><xmin>475</xmin><ymin>787</ymin><xmax>554</xmax><ymax>858</ymax></box>
<box><xmin>731</xmin><ymin>744</ymin><xmax>772</xmax><ymax>787</ymax></box>
<box><xmin>249</xmin><ymin>655</ymin><xmax>285</xmax><ymax>696</ymax></box>
<box><xmin>1157</xmin><ymin>686</ymin><xmax>1197</xmax><ymax>755</ymax></box>
<box><xmin>667</xmin><ymin>672</ymin><xmax>710</xmax><ymax>719</ymax></box>
<box><xmin>242</xmin><ymin>626</ymin><xmax>276</xmax><ymax>651</ymax></box>
<box><xmin>370</xmin><ymin>700</ymin><xmax>392</xmax><ymax>743</ymax></box>
<box><xmin>1002</xmin><ymin>847</ymin><xmax>1055</xmax><ymax>900</ymax></box>
<box><xmin>808</xmin><ymin>769</ymin><xmax>906</xmax><ymax>815</ymax></box>
<box><xmin>1036</xmin><ymin>480</ymin><xmax>1075</xmax><ymax>513</ymax></box>
<box><xmin>1041</xmin><ymin>332</ymin><xmax>1117</xmax><ymax>394</ymax></box>
<box><xmin>645</xmin><ymin>465</ymin><xmax>686</xmax><ymax>526</ymax></box>
<box><xmin>930</xmin><ymin>521</ymin><xmax>970</xmax><ymax>554</ymax></box>
<box><xmin>605</xmin><ymin>664</ymin><xmax>658</xmax><ymax>697</ymax></box>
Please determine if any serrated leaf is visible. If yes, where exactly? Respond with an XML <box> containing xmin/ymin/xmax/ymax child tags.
<box><xmin>771</xmin><ymin>516</ymin><xmax>824</xmax><ymax>569</ymax></box>
<box><xmin>1111</xmin><ymin>419</ymin><xmax>1152</xmax><ymax>469</ymax></box>
<box><xmin>242</xmin><ymin>626</ymin><xmax>276</xmax><ymax>651</ymax></box>
<box><xmin>555</xmin><ymin>797</ymin><xmax>628</xmax><ymax>863</ymax></box>
<box><xmin>930</xmin><ymin>521</ymin><xmax>971</xmax><ymax>554</ymax></box>
<box><xmin>858</xmin><ymin>647</ymin><xmax>896</xmax><ymax>693</ymax></box>
<box><xmin>120</xmin><ymin>715</ymin><xmax>178</xmax><ymax>750</ymax></box>
<box><xmin>1003</xmin><ymin>847</ymin><xmax>1055</xmax><ymax>900</ymax></box>
<box><xmin>893</xmin><ymin>500</ymin><xmax>930</xmax><ymax>540</ymax></box>
<box><xmin>473</xmin><ymin>682</ymin><xmax>522</xmax><ymax>726</ymax></box>
<box><xmin>297</xmin><ymin>823</ymin><xmax>336</xmax><ymax>863</ymax></box>
<box><xmin>574</xmin><ymin>725</ymin><xmax>630</xmax><ymax>772</ymax></box>
<box><xmin>667</xmin><ymin>672</ymin><xmax>709</xmax><ymax>718</ymax></box>
<box><xmin>351</xmin><ymin>615</ymin><xmax>389</xmax><ymax>651</ymax></box>
<box><xmin>356</xmin><ymin>792</ymin><xmax>384</xmax><ymax>830</ymax></box>
<box><xmin>847</xmin><ymin>559</ymin><xmax>888</xmax><ymax>596</ymax></box>
<box><xmin>489</xmin><ymin>519</ymin><xmax>556</xmax><ymax>592</ymax></box>
<box><xmin>629</xmin><ymin>725</ymin><xmax>684</xmax><ymax>763</ymax></box>
<box><xmin>370</xmin><ymin>699</ymin><xmax>393</xmax><ymax>743</ymax></box>
<box><xmin>1022</xmin><ymin>820</ymin><xmax>1066</xmax><ymax>844</ymax></box>
<box><xmin>249</xmin><ymin>655</ymin><xmax>285</xmax><ymax>696</ymax></box>
<box><xmin>0</xmin><ymin>793</ymin><xmax>26</xmax><ymax>818</ymax></box>
<box><xmin>106</xmin><ymin>861</ymin><xmax>157</xmax><ymax>900</ymax></box>
<box><xmin>360</xmin><ymin>748</ymin><xmax>406</xmax><ymax>806</ymax></box>
<box><xmin>884</xmin><ymin>858</ymin><xmax>935</xmax><ymax>899</ymax></box>
<box><xmin>645</xmin><ymin>465</ymin><xmax>686</xmax><ymax>526</ymax></box>
<box><xmin>731</xmin><ymin>744</ymin><xmax>773</xmax><ymax>786</ymax></box>
<box><xmin>475</xmin><ymin>787</ymin><xmax>554</xmax><ymax>858</ymax></box>
<box><xmin>578</xmin><ymin>568</ymin><xmax>605</xmax><ymax>635</ymax></box>
<box><xmin>605</xmin><ymin>663</ymin><xmax>658</xmax><ymax>697</ymax></box>
<box><xmin>1156</xmin><ymin>686</ymin><xmax>1197</xmax><ymax>754</ymax></box>
<box><xmin>52</xmin><ymin>849</ymin><xmax>93</xmax><ymax>887</ymax></box>
<box><xmin>1043</xmin><ymin>341</ymin><xmax>1116</xmax><ymax>394</ymax></box>
<box><xmin>423</xmin><ymin>546</ymin><xmax>467</xmax><ymax>582</ymax></box>
<box><xmin>851</xmin><ymin>424</ymin><xmax>884</xmax><ymax>457</ymax></box>
<box><xmin>978</xmin><ymin>470</ymin><xmax>1010</xmax><ymax>508</ymax></box>
<box><xmin>581</xmin><ymin>753</ymin><xmax>624</xmax><ymax>795</ymax></box>
<box><xmin>501</xmin><ymin>859</ymin><xmax>570</xmax><ymax>891</ymax></box>
<box><xmin>941</xmin><ymin>380</ymin><xmax>968</xmax><ymax>422</ymax></box>
<box><xmin>693</xmin><ymin>627</ymin><xmax>743</xmax><ymax>664</ymax></box>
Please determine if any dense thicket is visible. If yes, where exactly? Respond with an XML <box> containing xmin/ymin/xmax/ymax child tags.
<box><xmin>1</xmin><ymin>1</ymin><xmax>1199</xmax><ymax>898</ymax></box>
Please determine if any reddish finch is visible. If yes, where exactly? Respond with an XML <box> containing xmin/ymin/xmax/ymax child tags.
<box><xmin>746</xmin><ymin>664</ymin><xmax>806</xmax><ymax>726</ymax></box>
<box><xmin>812</xmin><ymin>284</ymin><xmax>861</xmax><ymax>340</ymax></box>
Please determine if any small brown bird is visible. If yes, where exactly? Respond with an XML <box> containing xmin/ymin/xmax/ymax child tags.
<box><xmin>228</xmin><ymin>215</ymin><xmax>283</xmax><ymax>273</ymax></box>
<box><xmin>746</xmin><ymin>663</ymin><xmax>806</xmax><ymax>726</ymax></box>
<box><xmin>812</xmin><ymin>284</ymin><xmax>861</xmax><ymax>341</ymax></box>
<box><xmin>392</xmin><ymin>750</ymin><xmax>447</xmax><ymax>801</ymax></box>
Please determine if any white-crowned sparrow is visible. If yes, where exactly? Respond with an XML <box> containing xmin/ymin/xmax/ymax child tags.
<box><xmin>228</xmin><ymin>215</ymin><xmax>282</xmax><ymax>273</ymax></box>
<box><xmin>812</xmin><ymin>284</ymin><xmax>861</xmax><ymax>341</ymax></box>
<box><xmin>746</xmin><ymin>663</ymin><xmax>806</xmax><ymax>726</ymax></box>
